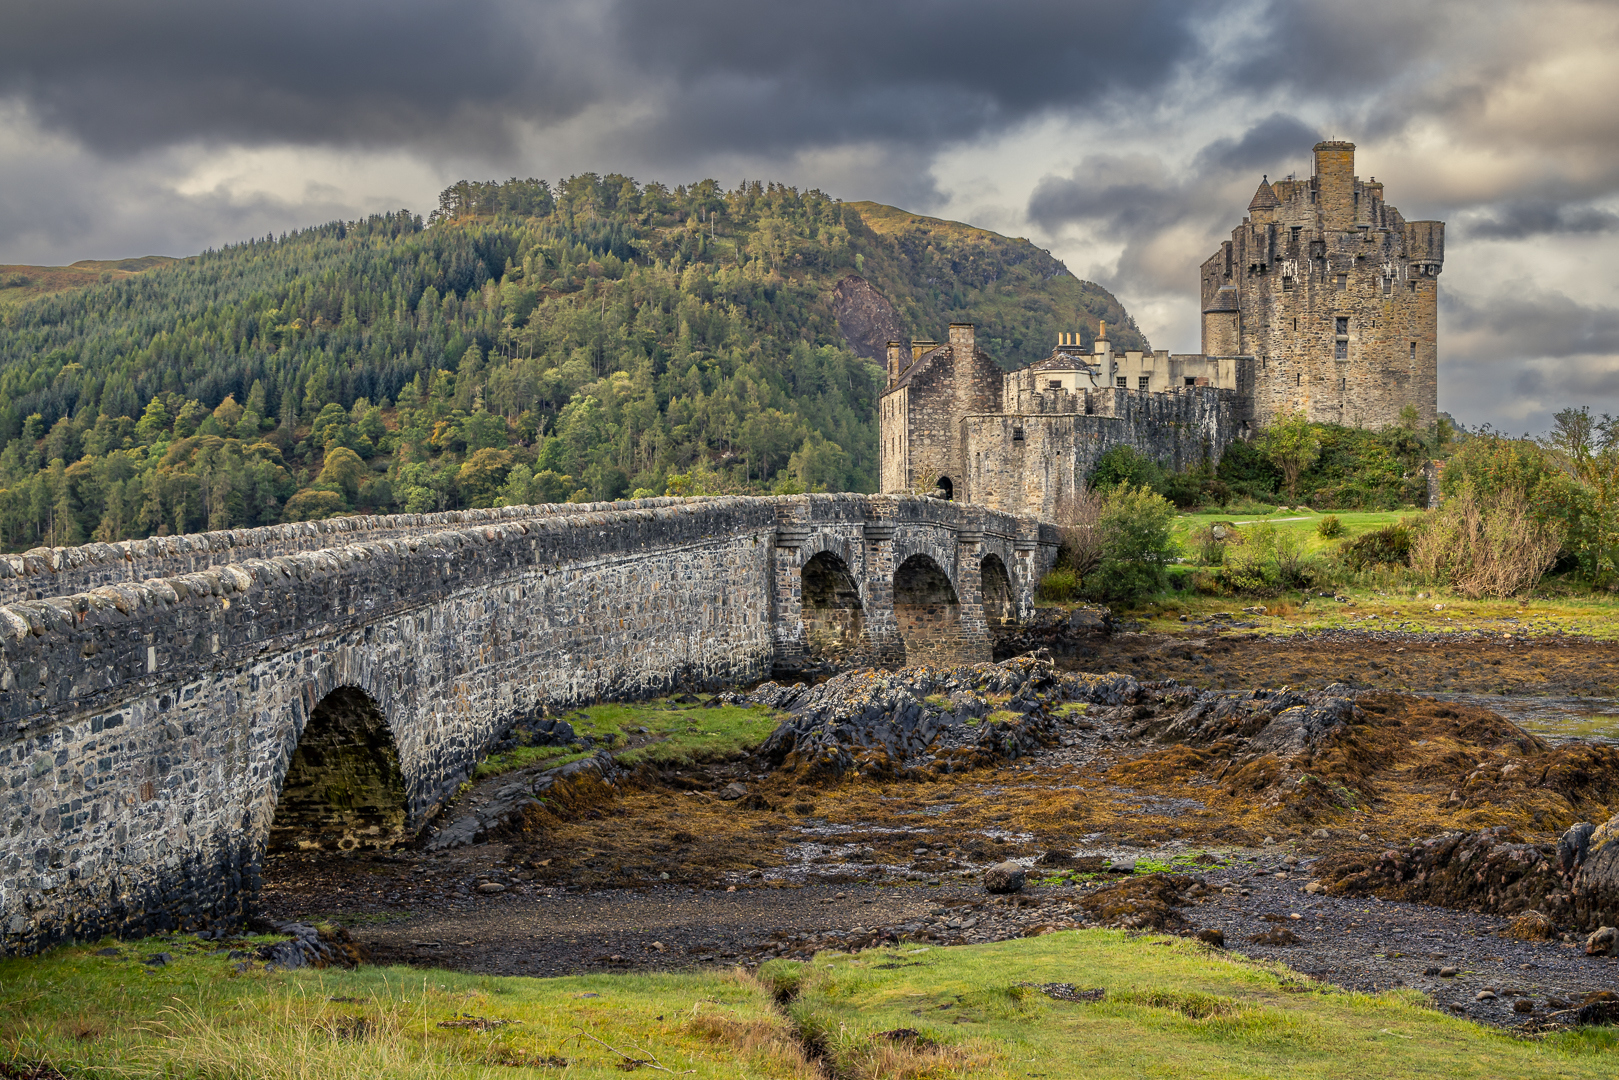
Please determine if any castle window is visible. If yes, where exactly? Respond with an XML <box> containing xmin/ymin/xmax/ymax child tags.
<box><xmin>1340</xmin><ymin>377</ymin><xmax>1346</xmax><ymax>391</ymax></box>
<box><xmin>1410</xmin><ymin>341</ymin><xmax>1417</xmax><ymax>360</ymax></box>
<box><xmin>1335</xmin><ymin>339</ymin><xmax>1348</xmax><ymax>359</ymax></box>
<box><xmin>1116</xmin><ymin>376</ymin><xmax>1128</xmax><ymax>388</ymax></box>
<box><xmin>1409</xmin><ymin>280</ymin><xmax>1417</xmax><ymax>293</ymax></box>
<box><xmin>1296</xmin><ymin>374</ymin><xmax>1302</xmax><ymax>386</ymax></box>
<box><xmin>1334</xmin><ymin>274</ymin><xmax>1347</xmax><ymax>291</ymax></box>
<box><xmin>1185</xmin><ymin>377</ymin><xmax>1197</xmax><ymax>386</ymax></box>
<box><xmin>1138</xmin><ymin>376</ymin><xmax>1151</xmax><ymax>391</ymax></box>
<box><xmin>1336</xmin><ymin>317</ymin><xmax>1348</xmax><ymax>334</ymax></box>
<box><xmin>1283</xmin><ymin>276</ymin><xmax>1294</xmax><ymax>292</ymax></box>
<box><xmin>1012</xmin><ymin>427</ymin><xmax>1025</xmax><ymax>442</ymax></box>
<box><xmin>1048</xmin><ymin>380</ymin><xmax>1062</xmax><ymax>390</ymax></box>
<box><xmin>1383</xmin><ymin>276</ymin><xmax>1392</xmax><ymax>296</ymax></box>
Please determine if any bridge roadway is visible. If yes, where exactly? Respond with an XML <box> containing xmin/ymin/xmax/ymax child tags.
<box><xmin>0</xmin><ymin>493</ymin><xmax>1056</xmax><ymax>954</ymax></box>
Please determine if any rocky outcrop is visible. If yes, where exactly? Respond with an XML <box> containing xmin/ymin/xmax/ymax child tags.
<box><xmin>832</xmin><ymin>275</ymin><xmax>908</xmax><ymax>363</ymax></box>
<box><xmin>752</xmin><ymin>657</ymin><xmax>1138</xmax><ymax>779</ymax></box>
<box><xmin>991</xmin><ymin>606</ymin><xmax>1114</xmax><ymax>661</ymax></box>
<box><xmin>1314</xmin><ymin>814</ymin><xmax>1619</xmax><ymax>933</ymax></box>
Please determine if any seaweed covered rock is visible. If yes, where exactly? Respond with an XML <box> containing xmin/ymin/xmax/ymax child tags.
<box><xmin>1314</xmin><ymin>828</ymin><xmax>1567</xmax><ymax>921</ymax></box>
<box><xmin>752</xmin><ymin>658</ymin><xmax>1140</xmax><ymax>779</ymax></box>
<box><xmin>1562</xmin><ymin>813</ymin><xmax>1619</xmax><ymax>931</ymax></box>
<box><xmin>1077</xmin><ymin>873</ymin><xmax>1205</xmax><ymax>931</ymax></box>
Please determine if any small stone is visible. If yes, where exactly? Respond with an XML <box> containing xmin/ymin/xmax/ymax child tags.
<box><xmin>650</xmin><ymin>941</ymin><xmax>665</xmax><ymax>952</ymax></box>
<box><xmin>477</xmin><ymin>882</ymin><xmax>506</xmax><ymax>894</ymax></box>
<box><xmin>660</xmin><ymin>872</ymin><xmax>671</xmax><ymax>880</ymax></box>
<box><xmin>1423</xmin><ymin>966</ymin><xmax>1441</xmax><ymax>976</ymax></box>
<box><xmin>1438</xmin><ymin>966</ymin><xmax>1459</xmax><ymax>978</ymax></box>
<box><xmin>1196</xmin><ymin>928</ymin><xmax>1225</xmax><ymax>948</ymax></box>
<box><xmin>143</xmin><ymin>952</ymin><xmax>172</xmax><ymax>967</ymax></box>
<box><xmin>1289</xmin><ymin>913</ymin><xmax>1302</xmax><ymax>920</ymax></box>
<box><xmin>984</xmin><ymin>861</ymin><xmax>1026</xmax><ymax>894</ymax></box>
<box><xmin>726</xmin><ymin>885</ymin><xmax>738</xmax><ymax>893</ymax></box>
<box><xmin>1475</xmin><ymin>990</ymin><xmax>1497</xmax><ymax>1001</ymax></box>
<box><xmin>1107</xmin><ymin>858</ymin><xmax>1136</xmax><ymax>874</ymax></box>
<box><xmin>95</xmin><ymin>947</ymin><xmax>121</xmax><ymax>956</ymax></box>
<box><xmin>1585</xmin><ymin>926</ymin><xmax>1617</xmax><ymax>956</ymax></box>
<box><xmin>1282</xmin><ymin>855</ymin><xmax>1300</xmax><ymax>867</ymax></box>
<box><xmin>717</xmin><ymin>781</ymin><xmax>748</xmax><ymax>801</ymax></box>
<box><xmin>1304</xmin><ymin>882</ymin><xmax>1322</xmax><ymax>894</ymax></box>
<box><xmin>1513</xmin><ymin>999</ymin><xmax>1535</xmax><ymax>1014</ymax></box>
<box><xmin>1358</xmin><ymin>833</ymin><xmax>1370</xmax><ymax>842</ymax></box>
<box><xmin>834</xmin><ymin>892</ymin><xmax>846</xmax><ymax>900</ymax></box>
<box><xmin>1262</xmin><ymin>836</ymin><xmax>1276</xmax><ymax>846</ymax></box>
<box><xmin>1311</xmin><ymin>829</ymin><xmax>1330</xmax><ymax>840</ymax></box>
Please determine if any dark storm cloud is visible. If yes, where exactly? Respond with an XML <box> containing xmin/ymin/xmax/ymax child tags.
<box><xmin>1</xmin><ymin>0</ymin><xmax>1210</xmax><ymax>158</ymax></box>
<box><xmin>0</xmin><ymin>0</ymin><xmax>593</xmax><ymax>154</ymax></box>
<box><xmin>1225</xmin><ymin>0</ymin><xmax>1454</xmax><ymax>96</ymax></box>
<box><xmin>609</xmin><ymin>0</ymin><xmax>1205</xmax><ymax>152</ymax></box>
<box><xmin>1444</xmin><ymin>289</ymin><xmax>1619</xmax><ymax>360</ymax></box>
<box><xmin>1464</xmin><ymin>201</ymin><xmax>1619</xmax><ymax>240</ymax></box>
<box><xmin>1193</xmin><ymin>113</ymin><xmax>1322</xmax><ymax>173</ymax></box>
<box><xmin>1027</xmin><ymin>114</ymin><xmax>1318</xmax><ymax>236</ymax></box>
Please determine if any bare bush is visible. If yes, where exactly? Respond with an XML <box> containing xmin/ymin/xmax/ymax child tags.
<box><xmin>1053</xmin><ymin>484</ymin><xmax>1105</xmax><ymax>577</ymax></box>
<box><xmin>1411</xmin><ymin>485</ymin><xmax>1564</xmax><ymax>598</ymax></box>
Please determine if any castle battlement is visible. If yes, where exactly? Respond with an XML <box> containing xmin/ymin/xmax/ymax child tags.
<box><xmin>878</xmin><ymin>139</ymin><xmax>1442</xmax><ymax>516</ymax></box>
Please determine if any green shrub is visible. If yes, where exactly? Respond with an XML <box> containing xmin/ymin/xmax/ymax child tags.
<box><xmin>1082</xmin><ymin>483</ymin><xmax>1177</xmax><ymax>604</ymax></box>
<box><xmin>1036</xmin><ymin>568</ymin><xmax>1080</xmax><ymax>603</ymax></box>
<box><xmin>1189</xmin><ymin>521</ymin><xmax>1237</xmax><ymax>565</ymax></box>
<box><xmin>1089</xmin><ymin>446</ymin><xmax>1167</xmax><ymax>496</ymax></box>
<box><xmin>1317</xmin><ymin>514</ymin><xmax>1343</xmax><ymax>538</ymax></box>
<box><xmin>1338</xmin><ymin>521</ymin><xmax>1418</xmax><ymax>571</ymax></box>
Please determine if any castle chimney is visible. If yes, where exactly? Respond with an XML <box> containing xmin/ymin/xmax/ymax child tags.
<box><xmin>1095</xmin><ymin>320</ymin><xmax>1108</xmax><ymax>353</ymax></box>
<box><xmin>948</xmin><ymin>322</ymin><xmax>975</xmax><ymax>357</ymax></box>
<box><xmin>886</xmin><ymin>341</ymin><xmax>902</xmax><ymax>387</ymax></box>
<box><xmin>1313</xmin><ymin>140</ymin><xmax>1357</xmax><ymax>233</ymax></box>
<box><xmin>911</xmin><ymin>338</ymin><xmax>938</xmax><ymax>361</ymax></box>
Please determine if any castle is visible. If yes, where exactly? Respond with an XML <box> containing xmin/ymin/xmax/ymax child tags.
<box><xmin>878</xmin><ymin>140</ymin><xmax>1443</xmax><ymax>517</ymax></box>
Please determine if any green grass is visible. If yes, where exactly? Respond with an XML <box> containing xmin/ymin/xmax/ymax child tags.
<box><xmin>9</xmin><ymin>931</ymin><xmax>1618</xmax><ymax>1079</ymax></box>
<box><xmin>472</xmin><ymin>745</ymin><xmax>588</xmax><ymax>781</ymax></box>
<box><xmin>0</xmin><ymin>938</ymin><xmax>813</xmax><ymax>1079</ymax></box>
<box><xmin>1171</xmin><ymin>508</ymin><xmax>1408</xmax><ymax>560</ymax></box>
<box><xmin>566</xmin><ymin>700</ymin><xmax>785</xmax><ymax>767</ymax></box>
<box><xmin>764</xmin><ymin>932</ymin><xmax>1619</xmax><ymax>1079</ymax></box>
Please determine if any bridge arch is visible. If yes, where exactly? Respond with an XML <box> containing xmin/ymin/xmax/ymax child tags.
<box><xmin>267</xmin><ymin>685</ymin><xmax>409</xmax><ymax>854</ymax></box>
<box><xmin>800</xmin><ymin>550</ymin><xmax>865</xmax><ymax>654</ymax></box>
<box><xmin>893</xmin><ymin>553</ymin><xmax>961</xmax><ymax>666</ymax></box>
<box><xmin>980</xmin><ymin>552</ymin><xmax>1016</xmax><ymax>628</ymax></box>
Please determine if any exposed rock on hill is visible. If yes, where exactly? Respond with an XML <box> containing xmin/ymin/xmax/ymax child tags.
<box><xmin>832</xmin><ymin>275</ymin><xmax>909</xmax><ymax>363</ymax></box>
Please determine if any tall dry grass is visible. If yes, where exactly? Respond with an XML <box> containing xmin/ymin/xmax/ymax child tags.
<box><xmin>1411</xmin><ymin>485</ymin><xmax>1563</xmax><ymax>598</ymax></box>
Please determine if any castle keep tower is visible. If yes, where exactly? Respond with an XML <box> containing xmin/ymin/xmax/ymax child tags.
<box><xmin>1200</xmin><ymin>141</ymin><xmax>1444</xmax><ymax>428</ymax></box>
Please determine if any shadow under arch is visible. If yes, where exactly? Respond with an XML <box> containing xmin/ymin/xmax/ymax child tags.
<box><xmin>893</xmin><ymin>553</ymin><xmax>960</xmax><ymax>666</ymax></box>
<box><xmin>801</xmin><ymin>550</ymin><xmax>864</xmax><ymax>655</ymax></box>
<box><xmin>934</xmin><ymin>476</ymin><xmax>954</xmax><ymax>500</ymax></box>
<box><xmin>268</xmin><ymin>686</ymin><xmax>408</xmax><ymax>854</ymax></box>
<box><xmin>980</xmin><ymin>553</ymin><xmax>1017</xmax><ymax>627</ymax></box>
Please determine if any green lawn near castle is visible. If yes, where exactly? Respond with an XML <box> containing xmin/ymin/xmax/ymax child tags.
<box><xmin>4</xmin><ymin>931</ymin><xmax>1614</xmax><ymax>1079</ymax></box>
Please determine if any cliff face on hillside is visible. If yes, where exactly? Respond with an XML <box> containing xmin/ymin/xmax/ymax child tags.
<box><xmin>832</xmin><ymin>275</ymin><xmax>909</xmax><ymax>363</ymax></box>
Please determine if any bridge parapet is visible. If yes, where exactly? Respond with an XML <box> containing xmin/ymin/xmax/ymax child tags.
<box><xmin>0</xmin><ymin>494</ymin><xmax>1056</xmax><ymax>956</ymax></box>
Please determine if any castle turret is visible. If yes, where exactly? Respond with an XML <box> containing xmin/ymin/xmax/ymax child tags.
<box><xmin>1248</xmin><ymin>176</ymin><xmax>1280</xmax><ymax>224</ymax></box>
<box><xmin>1313</xmin><ymin>140</ymin><xmax>1357</xmax><ymax>233</ymax></box>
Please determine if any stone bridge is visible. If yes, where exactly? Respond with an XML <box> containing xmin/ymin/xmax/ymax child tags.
<box><xmin>0</xmin><ymin>494</ymin><xmax>1056</xmax><ymax>953</ymax></box>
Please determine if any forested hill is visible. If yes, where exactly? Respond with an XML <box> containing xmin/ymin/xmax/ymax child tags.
<box><xmin>0</xmin><ymin>175</ymin><xmax>1146</xmax><ymax>550</ymax></box>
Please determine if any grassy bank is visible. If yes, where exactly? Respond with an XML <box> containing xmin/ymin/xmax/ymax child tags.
<box><xmin>7</xmin><ymin>931</ymin><xmax>1614</xmax><ymax>1079</ymax></box>
<box><xmin>0</xmin><ymin>938</ymin><xmax>812</xmax><ymax>1078</ymax></box>
<box><xmin>767</xmin><ymin>932</ymin><xmax>1619</xmax><ymax>1080</ymax></box>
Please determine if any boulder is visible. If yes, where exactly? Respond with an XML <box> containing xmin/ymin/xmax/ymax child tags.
<box><xmin>984</xmin><ymin>861</ymin><xmax>1027</xmax><ymax>894</ymax></box>
<box><xmin>717</xmin><ymin>781</ymin><xmax>748</xmax><ymax>801</ymax></box>
<box><xmin>1586</xmin><ymin>926</ymin><xmax>1617</xmax><ymax>956</ymax></box>
<box><xmin>1567</xmin><ymin>814</ymin><xmax>1619</xmax><ymax>930</ymax></box>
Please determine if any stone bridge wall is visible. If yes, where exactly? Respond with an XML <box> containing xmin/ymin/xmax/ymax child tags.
<box><xmin>0</xmin><ymin>495</ymin><xmax>1055</xmax><ymax>955</ymax></box>
<box><xmin>0</xmin><ymin>497</ymin><xmax>699</xmax><ymax>605</ymax></box>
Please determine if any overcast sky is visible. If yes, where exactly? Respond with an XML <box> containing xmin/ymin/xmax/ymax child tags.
<box><xmin>3</xmin><ymin>0</ymin><xmax>1616</xmax><ymax>434</ymax></box>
